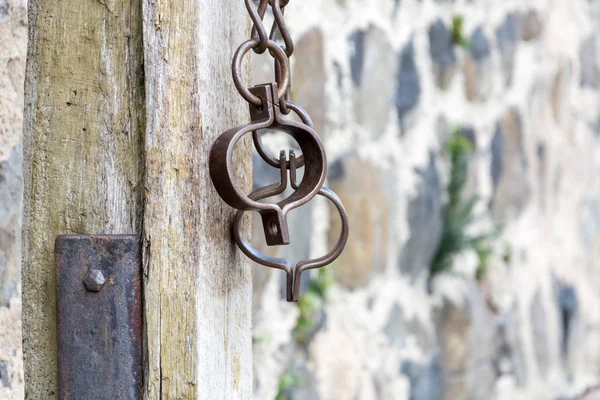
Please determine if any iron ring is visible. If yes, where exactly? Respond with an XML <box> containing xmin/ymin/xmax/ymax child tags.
<box><xmin>233</xmin><ymin>186</ymin><xmax>349</xmax><ymax>302</ymax></box>
<box><xmin>232</xmin><ymin>38</ymin><xmax>290</xmax><ymax>106</ymax></box>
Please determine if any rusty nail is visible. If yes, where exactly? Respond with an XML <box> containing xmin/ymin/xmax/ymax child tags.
<box><xmin>83</xmin><ymin>269</ymin><xmax>106</xmax><ymax>292</ymax></box>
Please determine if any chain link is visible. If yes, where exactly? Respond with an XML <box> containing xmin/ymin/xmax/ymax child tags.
<box><xmin>210</xmin><ymin>1</ymin><xmax>349</xmax><ymax>302</ymax></box>
<box><xmin>232</xmin><ymin>38</ymin><xmax>289</xmax><ymax>106</ymax></box>
<box><xmin>235</xmin><ymin>0</ymin><xmax>294</xmax><ymax>111</ymax></box>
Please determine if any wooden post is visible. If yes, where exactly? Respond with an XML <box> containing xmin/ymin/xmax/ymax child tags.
<box><xmin>142</xmin><ymin>1</ymin><xmax>252</xmax><ymax>398</ymax></box>
<box><xmin>22</xmin><ymin>0</ymin><xmax>252</xmax><ymax>398</ymax></box>
<box><xmin>22</xmin><ymin>0</ymin><xmax>145</xmax><ymax>396</ymax></box>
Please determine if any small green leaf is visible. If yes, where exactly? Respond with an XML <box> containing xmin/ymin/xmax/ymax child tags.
<box><xmin>430</xmin><ymin>126</ymin><xmax>496</xmax><ymax>283</ymax></box>
<box><xmin>452</xmin><ymin>15</ymin><xmax>471</xmax><ymax>49</ymax></box>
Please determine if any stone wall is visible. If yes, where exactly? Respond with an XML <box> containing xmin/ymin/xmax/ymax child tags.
<box><xmin>251</xmin><ymin>0</ymin><xmax>600</xmax><ymax>399</ymax></box>
<box><xmin>1</xmin><ymin>0</ymin><xmax>600</xmax><ymax>399</ymax></box>
<box><xmin>0</xmin><ymin>0</ymin><xmax>26</xmax><ymax>398</ymax></box>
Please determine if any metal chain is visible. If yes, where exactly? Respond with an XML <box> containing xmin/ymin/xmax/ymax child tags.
<box><xmin>210</xmin><ymin>1</ymin><xmax>349</xmax><ymax>302</ymax></box>
<box><xmin>248</xmin><ymin>0</ymin><xmax>293</xmax><ymax>56</ymax></box>
<box><xmin>234</xmin><ymin>0</ymin><xmax>302</xmax><ymax>169</ymax></box>
<box><xmin>236</xmin><ymin>0</ymin><xmax>293</xmax><ymax>112</ymax></box>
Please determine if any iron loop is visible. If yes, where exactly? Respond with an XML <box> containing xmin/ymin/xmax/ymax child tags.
<box><xmin>247</xmin><ymin>0</ymin><xmax>269</xmax><ymax>54</ymax></box>
<box><xmin>233</xmin><ymin>38</ymin><xmax>290</xmax><ymax>106</ymax></box>
<box><xmin>233</xmin><ymin>185</ymin><xmax>349</xmax><ymax>302</ymax></box>
<box><xmin>274</xmin><ymin>57</ymin><xmax>292</xmax><ymax>114</ymax></box>
<box><xmin>292</xmin><ymin>188</ymin><xmax>349</xmax><ymax>301</ymax></box>
<box><xmin>209</xmin><ymin>84</ymin><xmax>326</xmax><ymax>246</ymax></box>
<box><xmin>253</xmin><ymin>101</ymin><xmax>312</xmax><ymax>169</ymax></box>
<box><xmin>269</xmin><ymin>0</ymin><xmax>294</xmax><ymax>57</ymax></box>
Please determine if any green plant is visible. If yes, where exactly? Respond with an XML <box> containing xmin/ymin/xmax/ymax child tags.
<box><xmin>474</xmin><ymin>240</ymin><xmax>492</xmax><ymax>281</ymax></box>
<box><xmin>452</xmin><ymin>15</ymin><xmax>470</xmax><ymax>49</ymax></box>
<box><xmin>294</xmin><ymin>292</ymin><xmax>318</xmax><ymax>342</ymax></box>
<box><xmin>431</xmin><ymin>127</ymin><xmax>494</xmax><ymax>279</ymax></box>
<box><xmin>275</xmin><ymin>368</ymin><xmax>299</xmax><ymax>400</ymax></box>
<box><xmin>502</xmin><ymin>244</ymin><xmax>513</xmax><ymax>264</ymax></box>
<box><xmin>307</xmin><ymin>267</ymin><xmax>334</xmax><ymax>300</ymax></box>
<box><xmin>293</xmin><ymin>268</ymin><xmax>333</xmax><ymax>342</ymax></box>
<box><xmin>252</xmin><ymin>333</ymin><xmax>272</xmax><ymax>345</ymax></box>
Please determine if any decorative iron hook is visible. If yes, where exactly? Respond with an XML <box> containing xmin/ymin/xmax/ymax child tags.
<box><xmin>210</xmin><ymin>83</ymin><xmax>327</xmax><ymax>246</ymax></box>
<box><xmin>232</xmin><ymin>151</ymin><xmax>349</xmax><ymax>302</ymax></box>
<box><xmin>210</xmin><ymin>0</ymin><xmax>349</xmax><ymax>301</ymax></box>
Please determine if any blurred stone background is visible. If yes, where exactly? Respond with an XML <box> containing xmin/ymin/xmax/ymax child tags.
<box><xmin>1</xmin><ymin>0</ymin><xmax>600</xmax><ymax>399</ymax></box>
<box><xmin>0</xmin><ymin>0</ymin><xmax>26</xmax><ymax>398</ymax></box>
<box><xmin>250</xmin><ymin>0</ymin><xmax>600</xmax><ymax>399</ymax></box>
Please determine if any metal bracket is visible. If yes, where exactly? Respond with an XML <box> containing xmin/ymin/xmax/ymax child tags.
<box><xmin>55</xmin><ymin>234</ymin><xmax>142</xmax><ymax>399</ymax></box>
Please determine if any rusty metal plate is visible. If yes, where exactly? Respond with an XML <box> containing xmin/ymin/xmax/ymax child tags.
<box><xmin>55</xmin><ymin>235</ymin><xmax>142</xmax><ymax>399</ymax></box>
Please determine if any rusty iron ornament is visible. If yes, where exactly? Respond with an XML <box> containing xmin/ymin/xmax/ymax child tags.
<box><xmin>233</xmin><ymin>152</ymin><xmax>349</xmax><ymax>302</ymax></box>
<box><xmin>210</xmin><ymin>83</ymin><xmax>327</xmax><ymax>246</ymax></box>
<box><xmin>209</xmin><ymin>0</ymin><xmax>349</xmax><ymax>302</ymax></box>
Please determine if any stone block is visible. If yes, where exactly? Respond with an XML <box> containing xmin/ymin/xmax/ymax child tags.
<box><xmin>496</xmin><ymin>13</ymin><xmax>520</xmax><ymax>88</ymax></box>
<box><xmin>400</xmin><ymin>351</ymin><xmax>444</xmax><ymax>400</ymax></box>
<box><xmin>293</xmin><ymin>28</ymin><xmax>326</xmax><ymax>134</ymax></box>
<box><xmin>397</xmin><ymin>153</ymin><xmax>443</xmax><ymax>281</ymax></box>
<box><xmin>350</xmin><ymin>26</ymin><xmax>397</xmax><ymax>140</ymax></box>
<box><xmin>327</xmin><ymin>154</ymin><xmax>391</xmax><ymax>289</ymax></box>
<box><xmin>0</xmin><ymin>299</ymin><xmax>23</xmax><ymax>399</ymax></box>
<box><xmin>429</xmin><ymin>19</ymin><xmax>457</xmax><ymax>90</ymax></box>
<box><xmin>490</xmin><ymin>108</ymin><xmax>531</xmax><ymax>223</ymax></box>
<box><xmin>463</xmin><ymin>27</ymin><xmax>492</xmax><ymax>102</ymax></box>
<box><xmin>0</xmin><ymin>4</ymin><xmax>26</xmax><ymax>162</ymax></box>
<box><xmin>580</xmin><ymin>36</ymin><xmax>599</xmax><ymax>89</ymax></box>
<box><xmin>0</xmin><ymin>147</ymin><xmax>21</xmax><ymax>307</ymax></box>
<box><xmin>396</xmin><ymin>39</ymin><xmax>421</xmax><ymax>133</ymax></box>
<box><xmin>434</xmin><ymin>284</ymin><xmax>496</xmax><ymax>400</ymax></box>
<box><xmin>521</xmin><ymin>10</ymin><xmax>543</xmax><ymax>41</ymax></box>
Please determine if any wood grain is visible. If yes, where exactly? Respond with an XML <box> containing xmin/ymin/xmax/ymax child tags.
<box><xmin>141</xmin><ymin>0</ymin><xmax>253</xmax><ymax>398</ymax></box>
<box><xmin>23</xmin><ymin>0</ymin><xmax>144</xmax><ymax>397</ymax></box>
<box><xmin>24</xmin><ymin>0</ymin><xmax>252</xmax><ymax>397</ymax></box>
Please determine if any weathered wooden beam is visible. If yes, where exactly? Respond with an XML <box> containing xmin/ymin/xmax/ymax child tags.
<box><xmin>142</xmin><ymin>1</ymin><xmax>253</xmax><ymax>398</ymax></box>
<box><xmin>23</xmin><ymin>0</ymin><xmax>253</xmax><ymax>398</ymax></box>
<box><xmin>22</xmin><ymin>0</ymin><xmax>145</xmax><ymax>397</ymax></box>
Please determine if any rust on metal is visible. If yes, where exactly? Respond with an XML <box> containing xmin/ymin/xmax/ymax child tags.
<box><xmin>55</xmin><ymin>234</ymin><xmax>142</xmax><ymax>399</ymax></box>
<box><xmin>209</xmin><ymin>83</ymin><xmax>327</xmax><ymax>247</ymax></box>
<box><xmin>209</xmin><ymin>0</ymin><xmax>350</xmax><ymax>303</ymax></box>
